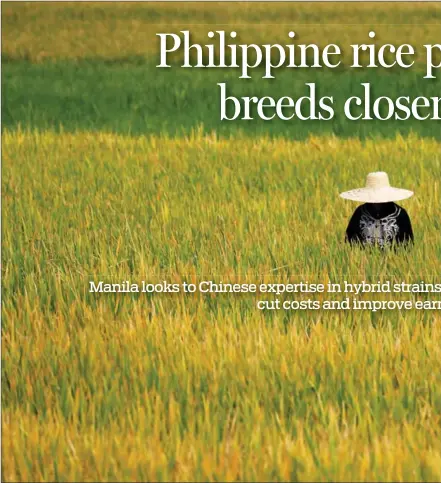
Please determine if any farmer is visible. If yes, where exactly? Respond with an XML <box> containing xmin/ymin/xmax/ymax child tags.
<box><xmin>340</xmin><ymin>171</ymin><xmax>414</xmax><ymax>248</ymax></box>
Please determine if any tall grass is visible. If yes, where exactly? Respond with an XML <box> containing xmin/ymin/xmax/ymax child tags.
<box><xmin>3</xmin><ymin>3</ymin><xmax>441</xmax><ymax>481</ymax></box>
<box><xmin>2</xmin><ymin>130</ymin><xmax>441</xmax><ymax>481</ymax></box>
<box><xmin>3</xmin><ymin>2</ymin><xmax>441</xmax><ymax>139</ymax></box>
<box><xmin>3</xmin><ymin>62</ymin><xmax>441</xmax><ymax>139</ymax></box>
<box><xmin>3</xmin><ymin>2</ymin><xmax>441</xmax><ymax>63</ymax></box>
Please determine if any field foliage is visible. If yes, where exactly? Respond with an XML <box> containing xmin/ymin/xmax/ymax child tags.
<box><xmin>2</xmin><ymin>2</ymin><xmax>441</xmax><ymax>482</ymax></box>
<box><xmin>3</xmin><ymin>130</ymin><xmax>441</xmax><ymax>481</ymax></box>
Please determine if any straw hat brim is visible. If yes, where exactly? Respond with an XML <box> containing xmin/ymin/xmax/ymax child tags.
<box><xmin>340</xmin><ymin>187</ymin><xmax>414</xmax><ymax>203</ymax></box>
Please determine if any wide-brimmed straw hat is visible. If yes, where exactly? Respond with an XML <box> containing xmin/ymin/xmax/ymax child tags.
<box><xmin>340</xmin><ymin>171</ymin><xmax>414</xmax><ymax>203</ymax></box>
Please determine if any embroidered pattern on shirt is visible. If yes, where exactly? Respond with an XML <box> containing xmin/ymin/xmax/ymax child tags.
<box><xmin>359</xmin><ymin>206</ymin><xmax>401</xmax><ymax>247</ymax></box>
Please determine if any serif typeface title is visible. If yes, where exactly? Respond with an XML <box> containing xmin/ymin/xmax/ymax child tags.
<box><xmin>156</xmin><ymin>30</ymin><xmax>441</xmax><ymax>121</ymax></box>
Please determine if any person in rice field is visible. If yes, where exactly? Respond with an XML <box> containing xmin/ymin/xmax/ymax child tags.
<box><xmin>340</xmin><ymin>171</ymin><xmax>414</xmax><ymax>248</ymax></box>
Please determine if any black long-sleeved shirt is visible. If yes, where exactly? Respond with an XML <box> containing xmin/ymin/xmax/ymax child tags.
<box><xmin>346</xmin><ymin>202</ymin><xmax>414</xmax><ymax>248</ymax></box>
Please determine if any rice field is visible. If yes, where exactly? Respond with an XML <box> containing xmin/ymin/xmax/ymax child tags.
<box><xmin>2</xmin><ymin>2</ymin><xmax>441</xmax><ymax>481</ymax></box>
